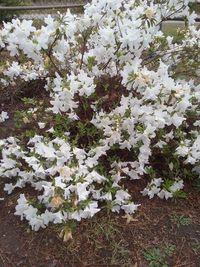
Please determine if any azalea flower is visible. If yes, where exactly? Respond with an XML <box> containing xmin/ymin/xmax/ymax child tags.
<box><xmin>145</xmin><ymin>7</ymin><xmax>155</xmax><ymax>20</ymax></box>
<box><xmin>0</xmin><ymin>111</ymin><xmax>9</xmax><ymax>123</ymax></box>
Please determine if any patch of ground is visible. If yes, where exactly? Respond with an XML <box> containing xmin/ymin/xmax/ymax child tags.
<box><xmin>0</xmin><ymin>179</ymin><xmax>200</xmax><ymax>267</ymax></box>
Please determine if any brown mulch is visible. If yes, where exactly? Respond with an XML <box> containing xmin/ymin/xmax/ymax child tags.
<box><xmin>0</xmin><ymin>179</ymin><xmax>200</xmax><ymax>267</ymax></box>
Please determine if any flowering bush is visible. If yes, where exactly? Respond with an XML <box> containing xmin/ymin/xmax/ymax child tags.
<box><xmin>0</xmin><ymin>0</ymin><xmax>200</xmax><ymax>233</ymax></box>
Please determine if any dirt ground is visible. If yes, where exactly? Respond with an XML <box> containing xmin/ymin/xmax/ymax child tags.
<box><xmin>0</xmin><ymin>179</ymin><xmax>200</xmax><ymax>267</ymax></box>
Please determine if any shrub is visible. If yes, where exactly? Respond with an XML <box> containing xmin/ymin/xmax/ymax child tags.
<box><xmin>0</xmin><ymin>0</ymin><xmax>199</xmax><ymax>233</ymax></box>
<box><xmin>0</xmin><ymin>0</ymin><xmax>24</xmax><ymax>22</ymax></box>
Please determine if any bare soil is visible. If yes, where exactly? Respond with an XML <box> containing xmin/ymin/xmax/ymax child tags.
<box><xmin>0</xmin><ymin>179</ymin><xmax>200</xmax><ymax>267</ymax></box>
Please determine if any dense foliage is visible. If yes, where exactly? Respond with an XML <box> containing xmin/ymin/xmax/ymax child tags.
<box><xmin>0</xmin><ymin>0</ymin><xmax>200</xmax><ymax>235</ymax></box>
<box><xmin>0</xmin><ymin>0</ymin><xmax>24</xmax><ymax>22</ymax></box>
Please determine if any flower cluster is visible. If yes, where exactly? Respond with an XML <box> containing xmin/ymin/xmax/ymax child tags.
<box><xmin>141</xmin><ymin>178</ymin><xmax>184</xmax><ymax>200</ymax></box>
<box><xmin>0</xmin><ymin>0</ymin><xmax>200</xmax><ymax>231</ymax></box>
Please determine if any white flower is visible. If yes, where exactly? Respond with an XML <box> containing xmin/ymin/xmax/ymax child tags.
<box><xmin>0</xmin><ymin>111</ymin><xmax>9</xmax><ymax>123</ymax></box>
<box><xmin>141</xmin><ymin>178</ymin><xmax>163</xmax><ymax>199</ymax></box>
<box><xmin>4</xmin><ymin>183</ymin><xmax>15</xmax><ymax>194</ymax></box>
<box><xmin>171</xmin><ymin>113</ymin><xmax>185</xmax><ymax>128</ymax></box>
<box><xmin>140</xmin><ymin>187</ymin><xmax>149</xmax><ymax>197</ymax></box>
<box><xmin>101</xmin><ymin>192</ymin><xmax>112</xmax><ymax>201</ymax></box>
<box><xmin>176</xmin><ymin>146</ymin><xmax>190</xmax><ymax>157</ymax></box>
<box><xmin>121</xmin><ymin>203</ymin><xmax>140</xmax><ymax>214</ymax></box>
<box><xmin>14</xmin><ymin>194</ymin><xmax>29</xmax><ymax>220</ymax></box>
<box><xmin>0</xmin><ymin>140</ymin><xmax>5</xmax><ymax>146</ymax></box>
<box><xmin>38</xmin><ymin>122</ymin><xmax>46</xmax><ymax>129</ymax></box>
<box><xmin>151</xmin><ymin>178</ymin><xmax>163</xmax><ymax>187</ymax></box>
<box><xmin>145</xmin><ymin>7</ymin><xmax>155</xmax><ymax>20</ymax></box>
<box><xmin>4</xmin><ymin>62</ymin><xmax>22</xmax><ymax>78</ymax></box>
<box><xmin>82</xmin><ymin>201</ymin><xmax>100</xmax><ymax>218</ymax></box>
<box><xmin>115</xmin><ymin>190</ymin><xmax>131</xmax><ymax>204</ymax></box>
<box><xmin>157</xmin><ymin>190</ymin><xmax>173</xmax><ymax>200</ymax></box>
<box><xmin>53</xmin><ymin>211</ymin><xmax>64</xmax><ymax>224</ymax></box>
<box><xmin>87</xmin><ymin>170</ymin><xmax>106</xmax><ymax>183</ymax></box>
<box><xmin>59</xmin><ymin>166</ymin><xmax>72</xmax><ymax>179</ymax></box>
<box><xmin>141</xmin><ymin>186</ymin><xmax>160</xmax><ymax>199</ymax></box>
<box><xmin>47</xmin><ymin>127</ymin><xmax>55</xmax><ymax>133</ymax></box>
<box><xmin>54</xmin><ymin>177</ymin><xmax>66</xmax><ymax>188</ymax></box>
<box><xmin>76</xmin><ymin>182</ymin><xmax>89</xmax><ymax>201</ymax></box>
<box><xmin>169</xmin><ymin>180</ymin><xmax>184</xmax><ymax>192</ymax></box>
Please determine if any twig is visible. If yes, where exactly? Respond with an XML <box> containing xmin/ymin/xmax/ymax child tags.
<box><xmin>101</xmin><ymin>43</ymin><xmax>121</xmax><ymax>71</ymax></box>
<box><xmin>156</xmin><ymin>4</ymin><xmax>186</xmax><ymax>28</ymax></box>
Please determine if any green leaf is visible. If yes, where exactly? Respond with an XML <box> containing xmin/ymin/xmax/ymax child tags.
<box><xmin>87</xmin><ymin>56</ymin><xmax>96</xmax><ymax>71</ymax></box>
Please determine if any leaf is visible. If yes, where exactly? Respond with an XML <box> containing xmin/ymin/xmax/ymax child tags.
<box><xmin>163</xmin><ymin>243</ymin><xmax>176</xmax><ymax>256</ymax></box>
<box><xmin>87</xmin><ymin>56</ymin><xmax>96</xmax><ymax>71</ymax></box>
<box><xmin>143</xmin><ymin>248</ymin><xmax>161</xmax><ymax>261</ymax></box>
